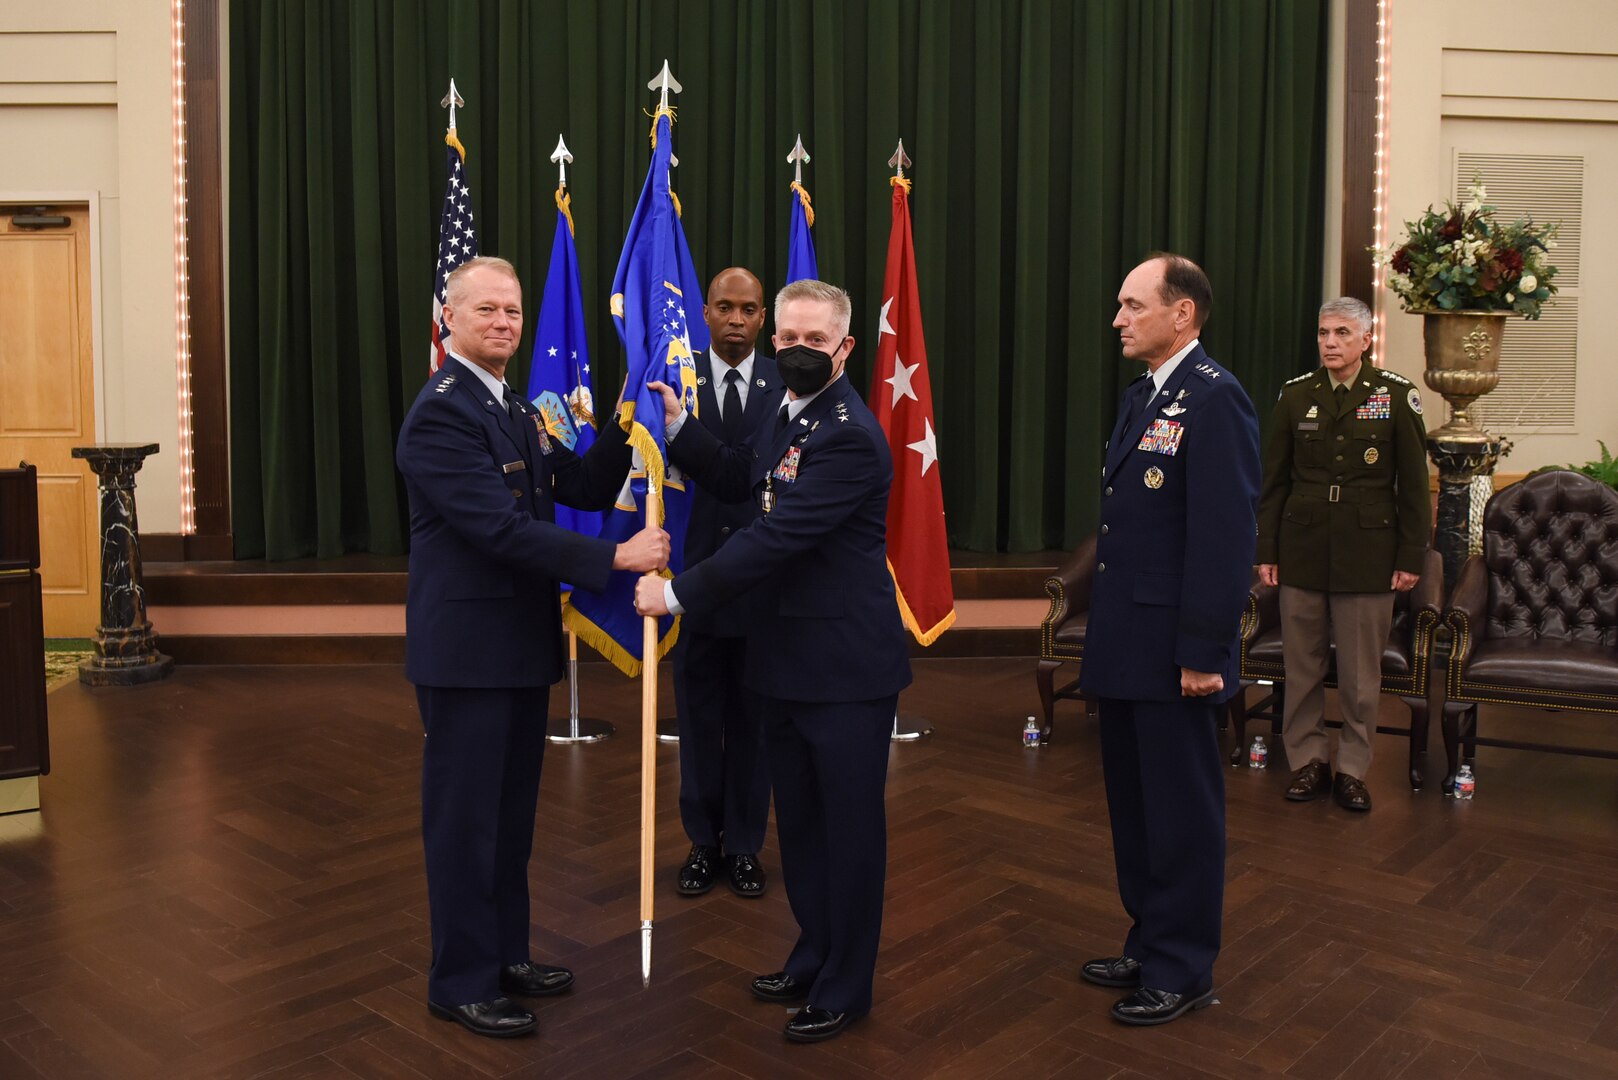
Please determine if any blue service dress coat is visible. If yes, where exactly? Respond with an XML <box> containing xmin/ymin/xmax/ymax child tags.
<box><xmin>671</xmin><ymin>350</ymin><xmax>785</xmax><ymax>855</ymax></box>
<box><xmin>395</xmin><ymin>355</ymin><xmax>631</xmax><ymax>1007</ymax></box>
<box><xmin>668</xmin><ymin>372</ymin><xmax>911</xmax><ymax>703</ymax></box>
<box><xmin>667</xmin><ymin>371</ymin><xmax>911</xmax><ymax>1018</ymax></box>
<box><xmin>1079</xmin><ymin>344</ymin><xmax>1261</xmax><ymax>1000</ymax></box>
<box><xmin>1081</xmin><ymin>347</ymin><xmax>1261</xmax><ymax>703</ymax></box>
<box><xmin>397</xmin><ymin>357</ymin><xmax>629</xmax><ymax>688</ymax></box>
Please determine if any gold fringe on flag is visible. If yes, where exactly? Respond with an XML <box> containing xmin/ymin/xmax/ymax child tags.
<box><xmin>885</xmin><ymin>558</ymin><xmax>957</xmax><ymax>646</ymax></box>
<box><xmin>563</xmin><ymin>598</ymin><xmax>682</xmax><ymax>679</ymax></box>
<box><xmin>890</xmin><ymin>175</ymin><xmax>912</xmax><ymax>194</ymax></box>
<box><xmin>646</xmin><ymin>103</ymin><xmax>678</xmax><ymax>146</ymax></box>
<box><xmin>790</xmin><ymin>180</ymin><xmax>815</xmax><ymax>227</ymax></box>
<box><xmin>446</xmin><ymin>128</ymin><xmax>467</xmax><ymax>161</ymax></box>
<box><xmin>555</xmin><ymin>185</ymin><xmax>575</xmax><ymax>237</ymax></box>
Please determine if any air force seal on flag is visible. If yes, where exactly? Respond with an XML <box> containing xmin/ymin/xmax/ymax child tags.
<box><xmin>534</xmin><ymin>391</ymin><xmax>579</xmax><ymax>449</ymax></box>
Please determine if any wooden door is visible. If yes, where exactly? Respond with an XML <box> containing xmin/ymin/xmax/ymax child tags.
<box><xmin>0</xmin><ymin>205</ymin><xmax>100</xmax><ymax>638</ymax></box>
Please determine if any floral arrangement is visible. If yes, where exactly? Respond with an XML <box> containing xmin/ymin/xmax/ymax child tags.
<box><xmin>1376</xmin><ymin>182</ymin><xmax>1559</xmax><ymax>319</ymax></box>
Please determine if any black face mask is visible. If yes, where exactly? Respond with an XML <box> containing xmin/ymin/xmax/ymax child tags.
<box><xmin>776</xmin><ymin>343</ymin><xmax>838</xmax><ymax>396</ymax></box>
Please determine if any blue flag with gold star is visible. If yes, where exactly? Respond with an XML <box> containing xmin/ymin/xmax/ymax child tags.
<box><xmin>564</xmin><ymin>106</ymin><xmax>705</xmax><ymax>677</ymax></box>
<box><xmin>526</xmin><ymin>188</ymin><xmax>600</xmax><ymax>558</ymax></box>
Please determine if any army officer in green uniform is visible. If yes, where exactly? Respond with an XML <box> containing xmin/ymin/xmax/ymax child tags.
<box><xmin>1255</xmin><ymin>297</ymin><xmax>1431</xmax><ymax>812</ymax></box>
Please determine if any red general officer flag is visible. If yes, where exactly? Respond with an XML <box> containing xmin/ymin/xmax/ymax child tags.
<box><xmin>869</xmin><ymin>177</ymin><xmax>955</xmax><ymax>645</ymax></box>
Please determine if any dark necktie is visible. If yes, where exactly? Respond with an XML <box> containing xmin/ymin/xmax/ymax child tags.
<box><xmin>777</xmin><ymin>405</ymin><xmax>791</xmax><ymax>433</ymax></box>
<box><xmin>1120</xmin><ymin>379</ymin><xmax>1152</xmax><ymax>433</ymax></box>
<box><xmin>504</xmin><ymin>386</ymin><xmax>524</xmax><ymax>423</ymax></box>
<box><xmin>1334</xmin><ymin>383</ymin><xmax>1349</xmax><ymax>415</ymax></box>
<box><xmin>721</xmin><ymin>368</ymin><xmax>743</xmax><ymax>441</ymax></box>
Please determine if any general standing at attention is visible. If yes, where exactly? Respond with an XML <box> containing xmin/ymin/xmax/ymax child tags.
<box><xmin>396</xmin><ymin>256</ymin><xmax>669</xmax><ymax>1039</ymax></box>
<box><xmin>670</xmin><ymin>267</ymin><xmax>785</xmax><ymax>900</ymax></box>
<box><xmin>1256</xmin><ymin>296</ymin><xmax>1431</xmax><ymax>812</ymax></box>
<box><xmin>1079</xmin><ymin>252</ymin><xmax>1261</xmax><ymax>1027</ymax></box>
<box><xmin>635</xmin><ymin>279</ymin><xmax>911</xmax><ymax>1044</ymax></box>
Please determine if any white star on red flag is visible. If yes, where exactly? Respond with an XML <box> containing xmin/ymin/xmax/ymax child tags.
<box><xmin>886</xmin><ymin>355</ymin><xmax>919</xmax><ymax>408</ymax></box>
<box><xmin>907</xmin><ymin>418</ymin><xmax>938</xmax><ymax>475</ymax></box>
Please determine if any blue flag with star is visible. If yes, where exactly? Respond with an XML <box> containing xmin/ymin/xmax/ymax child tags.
<box><xmin>564</xmin><ymin>106</ymin><xmax>705</xmax><ymax>677</ymax></box>
<box><xmin>526</xmin><ymin>188</ymin><xmax>600</xmax><ymax>566</ymax></box>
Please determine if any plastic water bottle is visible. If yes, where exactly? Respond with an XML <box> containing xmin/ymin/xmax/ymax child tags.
<box><xmin>1023</xmin><ymin>716</ymin><xmax>1041</xmax><ymax>748</ymax></box>
<box><xmin>1454</xmin><ymin>765</ymin><xmax>1475</xmax><ymax>800</ymax></box>
<box><xmin>1248</xmin><ymin>735</ymin><xmax>1269</xmax><ymax>769</ymax></box>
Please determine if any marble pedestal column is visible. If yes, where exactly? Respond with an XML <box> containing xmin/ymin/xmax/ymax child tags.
<box><xmin>1427</xmin><ymin>432</ymin><xmax>1505</xmax><ymax>590</ymax></box>
<box><xmin>70</xmin><ymin>444</ymin><xmax>173</xmax><ymax>686</ymax></box>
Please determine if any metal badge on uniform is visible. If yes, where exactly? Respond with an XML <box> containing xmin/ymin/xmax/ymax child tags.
<box><xmin>697</xmin><ymin>375</ymin><xmax>707</xmax><ymax>387</ymax></box>
<box><xmin>502</xmin><ymin>460</ymin><xmax>526</xmax><ymax>474</ymax></box>
<box><xmin>1137</xmin><ymin>418</ymin><xmax>1184</xmax><ymax>455</ymax></box>
<box><xmin>1305</xmin><ymin>404</ymin><xmax>1319</xmax><ymax>419</ymax></box>
<box><xmin>1161</xmin><ymin>394</ymin><xmax>1187</xmax><ymax>417</ymax></box>
<box><xmin>1144</xmin><ymin>466</ymin><xmax>1165</xmax><ymax>489</ymax></box>
<box><xmin>1363</xmin><ymin>446</ymin><xmax>1380</xmax><ymax>464</ymax></box>
<box><xmin>434</xmin><ymin>374</ymin><xmax>456</xmax><ymax>393</ymax></box>
<box><xmin>772</xmin><ymin>445</ymin><xmax>802</xmax><ymax>483</ymax></box>
<box><xmin>756</xmin><ymin>378</ymin><xmax>767</xmax><ymax>388</ymax></box>
<box><xmin>1356</xmin><ymin>393</ymin><xmax>1391</xmax><ymax>420</ymax></box>
<box><xmin>760</xmin><ymin>488</ymin><xmax>775</xmax><ymax>513</ymax></box>
<box><xmin>531</xmin><ymin>414</ymin><xmax>555</xmax><ymax>454</ymax></box>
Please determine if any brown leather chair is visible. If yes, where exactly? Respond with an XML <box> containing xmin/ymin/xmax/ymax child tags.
<box><xmin>1228</xmin><ymin>547</ymin><xmax>1444</xmax><ymax>789</ymax></box>
<box><xmin>1035</xmin><ymin>536</ymin><xmax>1098</xmax><ymax>743</ymax></box>
<box><xmin>1439</xmin><ymin>470</ymin><xmax>1618</xmax><ymax>790</ymax></box>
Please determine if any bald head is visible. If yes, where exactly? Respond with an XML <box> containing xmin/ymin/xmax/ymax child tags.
<box><xmin>704</xmin><ymin>267</ymin><xmax>766</xmax><ymax>365</ymax></box>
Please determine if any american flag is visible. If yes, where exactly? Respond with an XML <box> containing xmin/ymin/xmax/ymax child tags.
<box><xmin>429</xmin><ymin>130</ymin><xmax>478</xmax><ymax>374</ymax></box>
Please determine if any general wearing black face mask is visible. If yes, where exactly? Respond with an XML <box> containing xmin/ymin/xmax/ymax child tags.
<box><xmin>776</xmin><ymin>342</ymin><xmax>840</xmax><ymax>396</ymax></box>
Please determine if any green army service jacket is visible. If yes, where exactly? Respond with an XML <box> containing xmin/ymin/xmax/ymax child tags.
<box><xmin>1255</xmin><ymin>363</ymin><xmax>1432</xmax><ymax>593</ymax></box>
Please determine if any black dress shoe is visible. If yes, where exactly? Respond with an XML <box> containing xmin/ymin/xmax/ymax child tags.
<box><xmin>751</xmin><ymin>971</ymin><xmax>810</xmax><ymax>1003</ymax></box>
<box><xmin>427</xmin><ymin>996</ymin><xmax>536</xmax><ymax>1038</ymax></box>
<box><xmin>1080</xmin><ymin>955</ymin><xmax>1141</xmax><ymax>988</ymax></box>
<box><xmin>1285</xmin><ymin>760</ymin><xmax>1332</xmax><ymax>802</ymax></box>
<box><xmin>1110</xmin><ymin>986</ymin><xmax>1215</xmax><ymax>1027</ymax></box>
<box><xmin>677</xmin><ymin>844</ymin><xmax>720</xmax><ymax>895</ymax></box>
<box><xmin>728</xmin><ymin>853</ymin><xmax>767</xmax><ymax>897</ymax></box>
<box><xmin>785</xmin><ymin>1006</ymin><xmax>856</xmax><ymax>1042</ymax></box>
<box><xmin>1334</xmin><ymin>772</ymin><xmax>1372</xmax><ymax>812</ymax></box>
<box><xmin>499</xmin><ymin>961</ymin><xmax>574</xmax><ymax>997</ymax></box>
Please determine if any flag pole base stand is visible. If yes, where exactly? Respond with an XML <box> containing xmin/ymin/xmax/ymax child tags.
<box><xmin>891</xmin><ymin>714</ymin><xmax>934</xmax><ymax>742</ymax></box>
<box><xmin>656</xmin><ymin>717</ymin><xmax>680</xmax><ymax>743</ymax></box>
<box><xmin>546</xmin><ymin>717</ymin><xmax>614</xmax><ymax>744</ymax></box>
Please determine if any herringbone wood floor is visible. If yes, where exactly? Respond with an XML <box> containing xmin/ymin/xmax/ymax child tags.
<box><xmin>3</xmin><ymin>659</ymin><xmax>1618</xmax><ymax>1079</ymax></box>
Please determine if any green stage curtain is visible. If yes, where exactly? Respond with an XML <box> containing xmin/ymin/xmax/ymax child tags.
<box><xmin>229</xmin><ymin>0</ymin><xmax>1326</xmax><ymax>559</ymax></box>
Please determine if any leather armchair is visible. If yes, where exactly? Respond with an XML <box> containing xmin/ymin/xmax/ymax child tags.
<box><xmin>1439</xmin><ymin>470</ymin><xmax>1618</xmax><ymax>790</ymax></box>
<box><xmin>1035</xmin><ymin>535</ymin><xmax>1098</xmax><ymax>743</ymax></box>
<box><xmin>1228</xmin><ymin>547</ymin><xmax>1445</xmax><ymax>789</ymax></box>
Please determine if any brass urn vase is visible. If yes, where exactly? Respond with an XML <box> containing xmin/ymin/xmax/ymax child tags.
<box><xmin>1421</xmin><ymin>311</ymin><xmax>1509</xmax><ymax>440</ymax></box>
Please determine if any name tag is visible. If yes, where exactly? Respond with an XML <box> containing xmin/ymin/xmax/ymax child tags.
<box><xmin>502</xmin><ymin>460</ymin><xmax>527</xmax><ymax>474</ymax></box>
<box><xmin>1355</xmin><ymin>394</ymin><xmax>1391</xmax><ymax>420</ymax></box>
<box><xmin>1137</xmin><ymin>418</ymin><xmax>1184</xmax><ymax>456</ymax></box>
<box><xmin>1296</xmin><ymin>422</ymin><xmax>1319</xmax><ymax>431</ymax></box>
<box><xmin>772</xmin><ymin>446</ymin><xmax>802</xmax><ymax>483</ymax></box>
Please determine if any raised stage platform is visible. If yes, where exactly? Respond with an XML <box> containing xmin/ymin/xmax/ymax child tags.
<box><xmin>144</xmin><ymin>551</ymin><xmax>1059</xmax><ymax>664</ymax></box>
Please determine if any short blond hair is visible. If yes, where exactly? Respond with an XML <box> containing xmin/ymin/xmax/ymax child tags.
<box><xmin>445</xmin><ymin>256</ymin><xmax>521</xmax><ymax>306</ymax></box>
<box><xmin>774</xmin><ymin>279</ymin><xmax>852</xmax><ymax>340</ymax></box>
